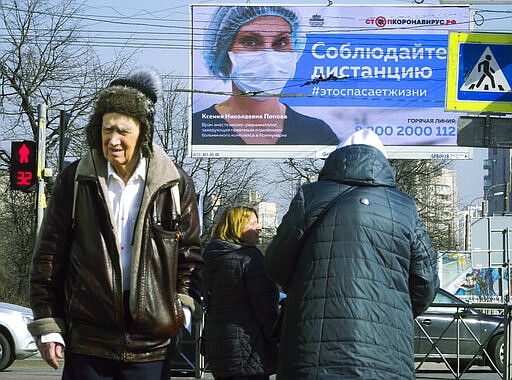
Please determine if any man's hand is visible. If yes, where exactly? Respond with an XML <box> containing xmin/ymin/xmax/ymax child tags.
<box><xmin>36</xmin><ymin>339</ymin><xmax>64</xmax><ymax>369</ymax></box>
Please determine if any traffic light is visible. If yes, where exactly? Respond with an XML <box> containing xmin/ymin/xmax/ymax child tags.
<box><xmin>10</xmin><ymin>140</ymin><xmax>37</xmax><ymax>192</ymax></box>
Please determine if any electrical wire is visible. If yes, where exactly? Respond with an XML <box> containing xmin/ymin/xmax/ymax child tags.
<box><xmin>0</xmin><ymin>1</ymin><xmax>510</xmax><ymax>98</ymax></box>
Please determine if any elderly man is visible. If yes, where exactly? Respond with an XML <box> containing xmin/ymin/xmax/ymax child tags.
<box><xmin>29</xmin><ymin>68</ymin><xmax>203</xmax><ymax>379</ymax></box>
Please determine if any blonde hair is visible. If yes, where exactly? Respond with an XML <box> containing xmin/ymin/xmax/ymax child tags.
<box><xmin>211</xmin><ymin>206</ymin><xmax>258</xmax><ymax>244</ymax></box>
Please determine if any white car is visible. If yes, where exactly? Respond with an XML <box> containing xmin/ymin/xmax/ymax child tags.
<box><xmin>0</xmin><ymin>302</ymin><xmax>38</xmax><ymax>371</ymax></box>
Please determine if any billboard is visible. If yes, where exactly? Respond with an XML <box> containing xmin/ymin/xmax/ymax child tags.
<box><xmin>190</xmin><ymin>5</ymin><xmax>471</xmax><ymax>159</ymax></box>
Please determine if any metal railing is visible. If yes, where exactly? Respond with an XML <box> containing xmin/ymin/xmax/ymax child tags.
<box><xmin>415</xmin><ymin>302</ymin><xmax>512</xmax><ymax>379</ymax></box>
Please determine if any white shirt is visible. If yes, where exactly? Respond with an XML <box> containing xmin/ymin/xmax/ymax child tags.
<box><xmin>107</xmin><ymin>157</ymin><xmax>146</xmax><ymax>291</ymax></box>
<box><xmin>106</xmin><ymin>157</ymin><xmax>192</xmax><ymax>332</ymax></box>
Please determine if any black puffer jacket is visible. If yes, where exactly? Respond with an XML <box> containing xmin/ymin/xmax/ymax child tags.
<box><xmin>202</xmin><ymin>239</ymin><xmax>279</xmax><ymax>377</ymax></box>
<box><xmin>265</xmin><ymin>145</ymin><xmax>439</xmax><ymax>379</ymax></box>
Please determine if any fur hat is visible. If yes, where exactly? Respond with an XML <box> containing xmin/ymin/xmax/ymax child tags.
<box><xmin>86</xmin><ymin>67</ymin><xmax>163</xmax><ymax>158</ymax></box>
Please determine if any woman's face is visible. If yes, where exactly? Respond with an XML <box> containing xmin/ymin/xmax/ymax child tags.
<box><xmin>231</xmin><ymin>16</ymin><xmax>293</xmax><ymax>53</ymax></box>
<box><xmin>241</xmin><ymin>212</ymin><xmax>262</xmax><ymax>245</ymax></box>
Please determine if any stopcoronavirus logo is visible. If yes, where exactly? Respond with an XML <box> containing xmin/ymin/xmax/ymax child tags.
<box><xmin>365</xmin><ymin>16</ymin><xmax>457</xmax><ymax>28</ymax></box>
<box><xmin>375</xmin><ymin>16</ymin><xmax>387</xmax><ymax>28</ymax></box>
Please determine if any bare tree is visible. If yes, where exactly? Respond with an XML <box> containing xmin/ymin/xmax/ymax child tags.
<box><xmin>0</xmin><ymin>189</ymin><xmax>36</xmax><ymax>304</ymax></box>
<box><xmin>0</xmin><ymin>0</ymin><xmax>134</xmax><ymax>304</ymax></box>
<box><xmin>391</xmin><ymin>159</ymin><xmax>458</xmax><ymax>251</ymax></box>
<box><xmin>276</xmin><ymin>158</ymin><xmax>324</xmax><ymax>201</ymax></box>
<box><xmin>0</xmin><ymin>0</ymin><xmax>134</xmax><ymax>166</ymax></box>
<box><xmin>156</xmin><ymin>75</ymin><xmax>189</xmax><ymax>166</ymax></box>
<box><xmin>391</xmin><ymin>159</ymin><xmax>449</xmax><ymax>206</ymax></box>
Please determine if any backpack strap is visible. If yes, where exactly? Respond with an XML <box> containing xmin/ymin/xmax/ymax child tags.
<box><xmin>300</xmin><ymin>185</ymin><xmax>355</xmax><ymax>247</ymax></box>
<box><xmin>71</xmin><ymin>164</ymin><xmax>80</xmax><ymax>229</ymax></box>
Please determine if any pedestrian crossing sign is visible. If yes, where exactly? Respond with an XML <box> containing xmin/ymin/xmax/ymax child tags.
<box><xmin>446</xmin><ymin>32</ymin><xmax>512</xmax><ymax>113</ymax></box>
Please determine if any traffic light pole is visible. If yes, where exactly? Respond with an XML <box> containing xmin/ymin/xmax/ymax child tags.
<box><xmin>58</xmin><ymin>110</ymin><xmax>71</xmax><ymax>172</ymax></box>
<box><xmin>36</xmin><ymin>104</ymin><xmax>47</xmax><ymax>236</ymax></box>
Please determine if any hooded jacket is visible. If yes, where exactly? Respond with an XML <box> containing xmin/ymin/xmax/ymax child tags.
<box><xmin>29</xmin><ymin>146</ymin><xmax>203</xmax><ymax>362</ymax></box>
<box><xmin>202</xmin><ymin>238</ymin><xmax>279</xmax><ymax>377</ymax></box>
<box><xmin>265</xmin><ymin>144</ymin><xmax>439</xmax><ymax>379</ymax></box>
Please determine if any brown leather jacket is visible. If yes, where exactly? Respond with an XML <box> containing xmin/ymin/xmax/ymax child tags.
<box><xmin>28</xmin><ymin>146</ymin><xmax>203</xmax><ymax>362</ymax></box>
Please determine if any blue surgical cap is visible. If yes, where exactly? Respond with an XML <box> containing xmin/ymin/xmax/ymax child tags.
<box><xmin>202</xmin><ymin>6</ymin><xmax>301</xmax><ymax>81</ymax></box>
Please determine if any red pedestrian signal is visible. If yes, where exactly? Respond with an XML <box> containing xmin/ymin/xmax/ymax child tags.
<box><xmin>10</xmin><ymin>141</ymin><xmax>37</xmax><ymax>192</ymax></box>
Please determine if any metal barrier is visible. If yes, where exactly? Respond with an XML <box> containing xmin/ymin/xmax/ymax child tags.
<box><xmin>415</xmin><ymin>302</ymin><xmax>512</xmax><ymax>379</ymax></box>
<box><xmin>170</xmin><ymin>316</ymin><xmax>208</xmax><ymax>379</ymax></box>
<box><xmin>194</xmin><ymin>313</ymin><xmax>208</xmax><ymax>379</ymax></box>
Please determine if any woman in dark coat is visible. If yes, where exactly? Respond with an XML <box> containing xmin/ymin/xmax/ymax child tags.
<box><xmin>265</xmin><ymin>130</ymin><xmax>439</xmax><ymax>379</ymax></box>
<box><xmin>202</xmin><ymin>206</ymin><xmax>279</xmax><ymax>380</ymax></box>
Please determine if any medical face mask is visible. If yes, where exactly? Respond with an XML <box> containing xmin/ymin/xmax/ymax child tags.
<box><xmin>228</xmin><ymin>50</ymin><xmax>299</xmax><ymax>100</ymax></box>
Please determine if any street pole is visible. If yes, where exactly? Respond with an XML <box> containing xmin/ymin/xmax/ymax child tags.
<box><xmin>466</xmin><ymin>196</ymin><xmax>485</xmax><ymax>248</ymax></box>
<box><xmin>506</xmin><ymin>182</ymin><xmax>510</xmax><ymax>214</ymax></box>
<box><xmin>464</xmin><ymin>213</ymin><xmax>470</xmax><ymax>251</ymax></box>
<box><xmin>58</xmin><ymin>110</ymin><xmax>71</xmax><ymax>172</ymax></box>
<box><xmin>36</xmin><ymin>104</ymin><xmax>47</xmax><ymax>236</ymax></box>
<box><xmin>59</xmin><ymin>109</ymin><xmax>65</xmax><ymax>173</ymax></box>
<box><xmin>484</xmin><ymin>183</ymin><xmax>508</xmax><ymax>217</ymax></box>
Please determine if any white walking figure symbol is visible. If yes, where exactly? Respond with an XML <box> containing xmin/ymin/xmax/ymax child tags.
<box><xmin>469</xmin><ymin>54</ymin><xmax>505</xmax><ymax>91</ymax></box>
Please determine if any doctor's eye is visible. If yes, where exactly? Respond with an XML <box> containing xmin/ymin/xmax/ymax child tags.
<box><xmin>272</xmin><ymin>35</ymin><xmax>292</xmax><ymax>50</ymax></box>
<box><xmin>237</xmin><ymin>35</ymin><xmax>263</xmax><ymax>49</ymax></box>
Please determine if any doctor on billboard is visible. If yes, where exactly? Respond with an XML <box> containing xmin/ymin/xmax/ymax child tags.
<box><xmin>192</xmin><ymin>6</ymin><xmax>339</xmax><ymax>146</ymax></box>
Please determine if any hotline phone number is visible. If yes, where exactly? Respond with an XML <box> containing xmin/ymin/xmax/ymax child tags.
<box><xmin>354</xmin><ymin>125</ymin><xmax>456</xmax><ymax>137</ymax></box>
